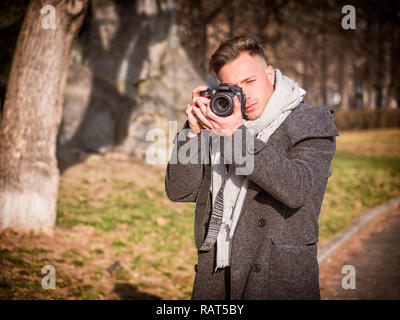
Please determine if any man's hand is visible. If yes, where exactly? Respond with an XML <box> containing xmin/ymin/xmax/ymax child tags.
<box><xmin>187</xmin><ymin>86</ymin><xmax>244</xmax><ymax>137</ymax></box>
<box><xmin>186</xmin><ymin>86</ymin><xmax>214</xmax><ymax>137</ymax></box>
<box><xmin>195</xmin><ymin>95</ymin><xmax>244</xmax><ymax>137</ymax></box>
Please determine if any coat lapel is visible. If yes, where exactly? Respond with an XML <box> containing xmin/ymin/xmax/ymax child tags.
<box><xmin>237</xmin><ymin>180</ymin><xmax>262</xmax><ymax>226</ymax></box>
<box><xmin>230</xmin><ymin>180</ymin><xmax>262</xmax><ymax>299</ymax></box>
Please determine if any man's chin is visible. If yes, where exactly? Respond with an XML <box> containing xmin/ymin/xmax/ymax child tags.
<box><xmin>245</xmin><ymin>105</ymin><xmax>265</xmax><ymax>120</ymax></box>
<box><xmin>245</xmin><ymin>111</ymin><xmax>259</xmax><ymax>120</ymax></box>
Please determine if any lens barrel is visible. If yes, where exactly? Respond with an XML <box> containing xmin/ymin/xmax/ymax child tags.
<box><xmin>210</xmin><ymin>93</ymin><xmax>234</xmax><ymax>117</ymax></box>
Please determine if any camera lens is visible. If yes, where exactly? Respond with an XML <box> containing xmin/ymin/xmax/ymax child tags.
<box><xmin>211</xmin><ymin>94</ymin><xmax>233</xmax><ymax>117</ymax></box>
<box><xmin>216</xmin><ymin>98</ymin><xmax>228</xmax><ymax>110</ymax></box>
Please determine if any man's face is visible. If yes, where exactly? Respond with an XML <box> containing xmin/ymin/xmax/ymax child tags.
<box><xmin>218</xmin><ymin>52</ymin><xmax>275</xmax><ymax>120</ymax></box>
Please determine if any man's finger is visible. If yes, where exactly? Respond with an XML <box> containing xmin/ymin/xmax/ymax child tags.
<box><xmin>205</xmin><ymin>102</ymin><xmax>220</xmax><ymax>122</ymax></box>
<box><xmin>196</xmin><ymin>97</ymin><xmax>210</xmax><ymax>115</ymax></box>
<box><xmin>232</xmin><ymin>95</ymin><xmax>244</xmax><ymax>117</ymax></box>
<box><xmin>230</xmin><ymin>95</ymin><xmax>243</xmax><ymax>118</ymax></box>
<box><xmin>192</xmin><ymin>96</ymin><xmax>210</xmax><ymax>107</ymax></box>
<box><xmin>193</xmin><ymin>106</ymin><xmax>213</xmax><ymax>130</ymax></box>
<box><xmin>192</xmin><ymin>85</ymin><xmax>209</xmax><ymax>98</ymax></box>
<box><xmin>233</xmin><ymin>95</ymin><xmax>241</xmax><ymax>111</ymax></box>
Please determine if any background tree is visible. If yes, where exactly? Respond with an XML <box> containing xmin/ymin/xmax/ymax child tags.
<box><xmin>0</xmin><ymin>0</ymin><xmax>89</xmax><ymax>234</ymax></box>
<box><xmin>176</xmin><ymin>0</ymin><xmax>399</xmax><ymax>109</ymax></box>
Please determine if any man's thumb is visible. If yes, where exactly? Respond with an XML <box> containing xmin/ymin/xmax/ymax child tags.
<box><xmin>234</xmin><ymin>95</ymin><xmax>241</xmax><ymax>110</ymax></box>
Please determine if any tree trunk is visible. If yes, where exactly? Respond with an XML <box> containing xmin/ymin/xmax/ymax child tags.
<box><xmin>0</xmin><ymin>0</ymin><xmax>88</xmax><ymax>235</ymax></box>
<box><xmin>319</xmin><ymin>31</ymin><xmax>327</xmax><ymax>107</ymax></box>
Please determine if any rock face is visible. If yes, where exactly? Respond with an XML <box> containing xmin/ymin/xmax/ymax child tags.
<box><xmin>57</xmin><ymin>0</ymin><xmax>202</xmax><ymax>161</ymax></box>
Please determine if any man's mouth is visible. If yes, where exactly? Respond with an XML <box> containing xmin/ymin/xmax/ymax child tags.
<box><xmin>246</xmin><ymin>103</ymin><xmax>257</xmax><ymax>111</ymax></box>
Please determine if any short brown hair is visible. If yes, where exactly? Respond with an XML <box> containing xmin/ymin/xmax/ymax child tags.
<box><xmin>209</xmin><ymin>35</ymin><xmax>267</xmax><ymax>76</ymax></box>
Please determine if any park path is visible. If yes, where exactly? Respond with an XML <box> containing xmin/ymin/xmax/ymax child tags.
<box><xmin>319</xmin><ymin>201</ymin><xmax>400</xmax><ymax>300</ymax></box>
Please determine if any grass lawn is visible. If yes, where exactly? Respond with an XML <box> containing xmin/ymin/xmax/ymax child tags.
<box><xmin>0</xmin><ymin>128</ymin><xmax>399</xmax><ymax>299</ymax></box>
<box><xmin>319</xmin><ymin>128</ymin><xmax>400</xmax><ymax>243</ymax></box>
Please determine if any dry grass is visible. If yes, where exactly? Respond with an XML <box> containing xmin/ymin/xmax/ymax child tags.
<box><xmin>335</xmin><ymin>128</ymin><xmax>400</xmax><ymax>158</ymax></box>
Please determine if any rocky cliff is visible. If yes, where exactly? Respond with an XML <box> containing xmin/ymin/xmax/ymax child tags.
<box><xmin>57</xmin><ymin>0</ymin><xmax>202</xmax><ymax>163</ymax></box>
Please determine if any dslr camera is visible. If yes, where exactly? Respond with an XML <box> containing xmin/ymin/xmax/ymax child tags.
<box><xmin>199</xmin><ymin>83</ymin><xmax>247</xmax><ymax>118</ymax></box>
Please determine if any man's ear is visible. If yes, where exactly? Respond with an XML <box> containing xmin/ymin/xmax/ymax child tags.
<box><xmin>265</xmin><ymin>65</ymin><xmax>275</xmax><ymax>86</ymax></box>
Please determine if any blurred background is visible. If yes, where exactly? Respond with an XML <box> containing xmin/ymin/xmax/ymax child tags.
<box><xmin>0</xmin><ymin>0</ymin><xmax>399</xmax><ymax>300</ymax></box>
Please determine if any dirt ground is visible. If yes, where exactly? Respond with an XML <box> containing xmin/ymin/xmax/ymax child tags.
<box><xmin>319</xmin><ymin>202</ymin><xmax>400</xmax><ymax>300</ymax></box>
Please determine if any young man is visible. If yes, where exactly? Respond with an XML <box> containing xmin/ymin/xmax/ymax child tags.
<box><xmin>165</xmin><ymin>36</ymin><xmax>339</xmax><ymax>300</ymax></box>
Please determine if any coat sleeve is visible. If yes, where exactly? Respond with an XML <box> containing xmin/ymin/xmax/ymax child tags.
<box><xmin>164</xmin><ymin>121</ymin><xmax>207</xmax><ymax>203</ymax></box>
<box><xmin>226</xmin><ymin>106</ymin><xmax>339</xmax><ymax>209</ymax></box>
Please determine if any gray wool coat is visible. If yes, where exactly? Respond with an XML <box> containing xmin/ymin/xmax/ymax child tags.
<box><xmin>165</xmin><ymin>103</ymin><xmax>339</xmax><ymax>300</ymax></box>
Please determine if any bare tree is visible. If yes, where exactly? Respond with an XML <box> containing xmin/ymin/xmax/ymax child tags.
<box><xmin>0</xmin><ymin>0</ymin><xmax>89</xmax><ymax>234</ymax></box>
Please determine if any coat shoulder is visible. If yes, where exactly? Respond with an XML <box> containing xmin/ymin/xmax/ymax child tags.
<box><xmin>284</xmin><ymin>103</ymin><xmax>340</xmax><ymax>145</ymax></box>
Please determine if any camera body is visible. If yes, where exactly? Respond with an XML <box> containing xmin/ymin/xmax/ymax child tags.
<box><xmin>199</xmin><ymin>83</ymin><xmax>247</xmax><ymax>118</ymax></box>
